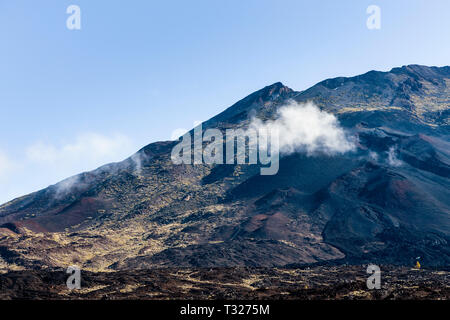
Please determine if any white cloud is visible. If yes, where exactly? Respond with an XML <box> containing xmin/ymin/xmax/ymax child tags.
<box><xmin>26</xmin><ymin>132</ymin><xmax>133</xmax><ymax>166</ymax></box>
<box><xmin>1</xmin><ymin>132</ymin><xmax>136</xmax><ymax>205</ymax></box>
<box><xmin>369</xmin><ymin>151</ymin><xmax>379</xmax><ymax>161</ymax></box>
<box><xmin>250</xmin><ymin>101</ymin><xmax>356</xmax><ymax>156</ymax></box>
<box><xmin>0</xmin><ymin>150</ymin><xmax>19</xmax><ymax>204</ymax></box>
<box><xmin>7</xmin><ymin>132</ymin><xmax>137</xmax><ymax>200</ymax></box>
<box><xmin>387</xmin><ymin>146</ymin><xmax>403</xmax><ymax>166</ymax></box>
<box><xmin>0</xmin><ymin>150</ymin><xmax>13</xmax><ymax>180</ymax></box>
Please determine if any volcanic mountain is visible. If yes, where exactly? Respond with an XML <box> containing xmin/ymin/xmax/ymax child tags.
<box><xmin>1</xmin><ymin>64</ymin><xmax>449</xmax><ymax>271</ymax></box>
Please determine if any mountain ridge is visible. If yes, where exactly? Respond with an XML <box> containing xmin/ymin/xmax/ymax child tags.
<box><xmin>0</xmin><ymin>64</ymin><xmax>449</xmax><ymax>271</ymax></box>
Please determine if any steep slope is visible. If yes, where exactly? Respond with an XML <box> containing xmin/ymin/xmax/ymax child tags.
<box><xmin>0</xmin><ymin>65</ymin><xmax>449</xmax><ymax>271</ymax></box>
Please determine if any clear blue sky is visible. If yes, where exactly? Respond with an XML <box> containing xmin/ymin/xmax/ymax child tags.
<box><xmin>0</xmin><ymin>0</ymin><xmax>449</xmax><ymax>204</ymax></box>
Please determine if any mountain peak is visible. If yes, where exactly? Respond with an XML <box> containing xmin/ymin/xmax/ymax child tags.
<box><xmin>204</xmin><ymin>82</ymin><xmax>294</xmax><ymax>127</ymax></box>
<box><xmin>265</xmin><ymin>81</ymin><xmax>289</xmax><ymax>90</ymax></box>
<box><xmin>255</xmin><ymin>81</ymin><xmax>293</xmax><ymax>98</ymax></box>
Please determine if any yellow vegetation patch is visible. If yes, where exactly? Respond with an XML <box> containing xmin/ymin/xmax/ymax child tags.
<box><xmin>337</xmin><ymin>106</ymin><xmax>402</xmax><ymax>113</ymax></box>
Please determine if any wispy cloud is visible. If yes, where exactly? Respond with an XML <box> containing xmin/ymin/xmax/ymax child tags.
<box><xmin>26</xmin><ymin>132</ymin><xmax>133</xmax><ymax>166</ymax></box>
<box><xmin>0</xmin><ymin>132</ymin><xmax>135</xmax><ymax>205</ymax></box>
<box><xmin>387</xmin><ymin>146</ymin><xmax>403</xmax><ymax>166</ymax></box>
<box><xmin>0</xmin><ymin>150</ymin><xmax>13</xmax><ymax>181</ymax></box>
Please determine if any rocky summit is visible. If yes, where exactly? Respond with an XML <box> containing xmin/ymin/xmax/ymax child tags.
<box><xmin>1</xmin><ymin>65</ymin><xmax>449</xmax><ymax>273</ymax></box>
